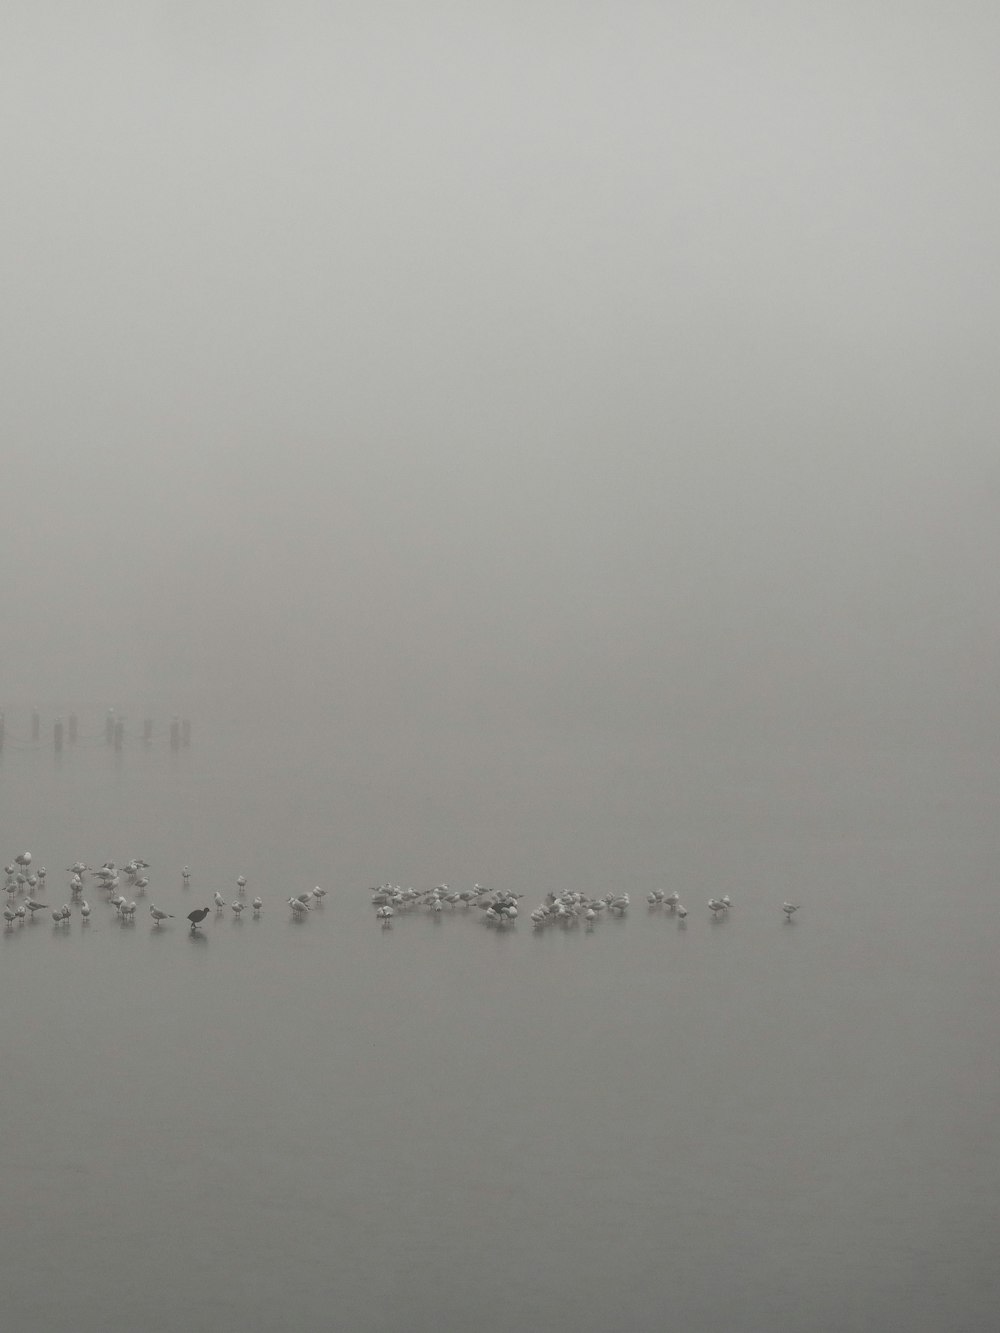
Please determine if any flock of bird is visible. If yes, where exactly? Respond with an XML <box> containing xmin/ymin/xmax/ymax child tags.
<box><xmin>3</xmin><ymin>851</ymin><xmax>803</xmax><ymax>940</ymax></box>
<box><xmin>2</xmin><ymin>852</ymin><xmax>330</xmax><ymax>935</ymax></box>
<box><xmin>370</xmin><ymin>882</ymin><xmax>801</xmax><ymax>927</ymax></box>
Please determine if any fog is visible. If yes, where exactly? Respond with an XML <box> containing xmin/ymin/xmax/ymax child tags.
<box><xmin>4</xmin><ymin>12</ymin><xmax>1000</xmax><ymax>1331</ymax></box>
<box><xmin>3</xmin><ymin>2</ymin><xmax>998</xmax><ymax>750</ymax></box>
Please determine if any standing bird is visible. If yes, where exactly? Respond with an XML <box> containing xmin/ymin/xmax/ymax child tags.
<box><xmin>182</xmin><ymin>866</ymin><xmax>191</xmax><ymax>886</ymax></box>
<box><xmin>312</xmin><ymin>886</ymin><xmax>327</xmax><ymax>904</ymax></box>
<box><xmin>288</xmin><ymin>897</ymin><xmax>310</xmax><ymax>917</ymax></box>
<box><xmin>80</xmin><ymin>900</ymin><xmax>91</xmax><ymax>922</ymax></box>
<box><xmin>187</xmin><ymin>907</ymin><xmax>210</xmax><ymax>932</ymax></box>
<box><xmin>236</xmin><ymin>875</ymin><xmax>247</xmax><ymax>894</ymax></box>
<box><xmin>149</xmin><ymin>905</ymin><xmax>174</xmax><ymax>927</ymax></box>
<box><xmin>213</xmin><ymin>892</ymin><xmax>226</xmax><ymax>912</ymax></box>
<box><xmin>231</xmin><ymin>900</ymin><xmax>245</xmax><ymax>918</ymax></box>
<box><xmin>782</xmin><ymin>902</ymin><xmax>800</xmax><ymax>920</ymax></box>
<box><xmin>252</xmin><ymin>897</ymin><xmax>262</xmax><ymax>916</ymax></box>
<box><xmin>676</xmin><ymin>904</ymin><xmax>688</xmax><ymax>923</ymax></box>
<box><xmin>3</xmin><ymin>906</ymin><xmax>15</xmax><ymax>929</ymax></box>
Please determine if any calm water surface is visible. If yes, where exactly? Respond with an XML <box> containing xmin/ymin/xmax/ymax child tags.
<box><xmin>1</xmin><ymin>711</ymin><xmax>997</xmax><ymax>1331</ymax></box>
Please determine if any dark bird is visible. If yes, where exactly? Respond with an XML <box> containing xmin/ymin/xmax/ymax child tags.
<box><xmin>187</xmin><ymin>907</ymin><xmax>211</xmax><ymax>931</ymax></box>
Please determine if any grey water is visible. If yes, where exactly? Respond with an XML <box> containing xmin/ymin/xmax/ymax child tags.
<box><xmin>1</xmin><ymin>708</ymin><xmax>997</xmax><ymax>1333</ymax></box>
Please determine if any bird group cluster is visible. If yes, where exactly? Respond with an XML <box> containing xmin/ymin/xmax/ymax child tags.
<box><xmin>371</xmin><ymin>882</ymin><xmax>535</xmax><ymax>925</ymax></box>
<box><xmin>370</xmin><ymin>881</ymin><xmax>801</xmax><ymax>929</ymax></box>
<box><xmin>370</xmin><ymin>881</ymin><xmax>492</xmax><ymax>923</ymax></box>
<box><xmin>3</xmin><ymin>853</ymin><xmax>330</xmax><ymax>935</ymax></box>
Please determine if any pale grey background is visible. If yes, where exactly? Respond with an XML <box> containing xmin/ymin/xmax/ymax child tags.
<box><xmin>1</xmin><ymin>5</ymin><xmax>998</xmax><ymax>1331</ymax></box>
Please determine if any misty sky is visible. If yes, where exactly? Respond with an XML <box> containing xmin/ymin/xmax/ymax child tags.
<box><xmin>2</xmin><ymin>3</ymin><xmax>998</xmax><ymax>741</ymax></box>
